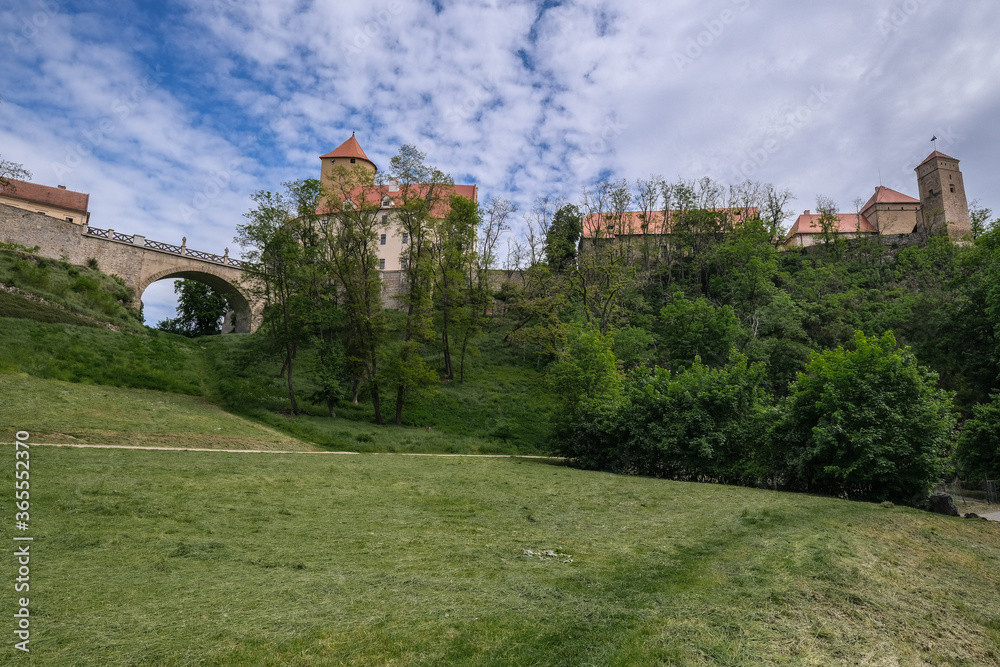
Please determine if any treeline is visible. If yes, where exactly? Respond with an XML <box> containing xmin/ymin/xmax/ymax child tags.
<box><xmin>494</xmin><ymin>176</ymin><xmax>1000</xmax><ymax>503</ymax></box>
<box><xmin>235</xmin><ymin>153</ymin><xmax>1000</xmax><ymax>502</ymax></box>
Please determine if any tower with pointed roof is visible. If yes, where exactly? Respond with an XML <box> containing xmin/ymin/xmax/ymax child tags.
<box><xmin>915</xmin><ymin>151</ymin><xmax>971</xmax><ymax>237</ymax></box>
<box><xmin>320</xmin><ymin>133</ymin><xmax>378</xmax><ymax>194</ymax></box>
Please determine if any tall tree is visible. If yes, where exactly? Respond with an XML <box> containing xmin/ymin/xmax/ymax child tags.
<box><xmin>320</xmin><ymin>163</ymin><xmax>389</xmax><ymax>425</ymax></box>
<box><xmin>544</xmin><ymin>203</ymin><xmax>583</xmax><ymax>272</ymax></box>
<box><xmin>433</xmin><ymin>193</ymin><xmax>479</xmax><ymax>380</ymax></box>
<box><xmin>388</xmin><ymin>145</ymin><xmax>451</xmax><ymax>424</ymax></box>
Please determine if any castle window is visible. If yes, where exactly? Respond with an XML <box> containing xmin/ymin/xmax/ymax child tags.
<box><xmin>66</xmin><ymin>217</ymin><xmax>73</xmax><ymax>222</ymax></box>
<box><xmin>950</xmin><ymin>185</ymin><xmax>955</xmax><ymax>193</ymax></box>
<box><xmin>351</xmin><ymin>158</ymin><xmax>356</xmax><ymax>163</ymax></box>
<box><xmin>379</xmin><ymin>258</ymin><xmax>386</xmax><ymax>269</ymax></box>
<box><xmin>380</xmin><ymin>233</ymin><xmax>387</xmax><ymax>245</ymax></box>
<box><xmin>382</xmin><ymin>214</ymin><xmax>389</xmax><ymax>223</ymax></box>
<box><xmin>402</xmin><ymin>233</ymin><xmax>409</xmax><ymax>244</ymax></box>
<box><xmin>401</xmin><ymin>258</ymin><xmax>408</xmax><ymax>269</ymax></box>
<box><xmin>381</xmin><ymin>196</ymin><xmax>393</xmax><ymax>207</ymax></box>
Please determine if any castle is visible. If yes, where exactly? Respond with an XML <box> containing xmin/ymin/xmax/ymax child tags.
<box><xmin>318</xmin><ymin>135</ymin><xmax>478</xmax><ymax>271</ymax></box>
<box><xmin>783</xmin><ymin>151</ymin><xmax>972</xmax><ymax>247</ymax></box>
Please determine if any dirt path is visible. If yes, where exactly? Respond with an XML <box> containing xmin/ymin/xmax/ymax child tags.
<box><xmin>23</xmin><ymin>443</ymin><xmax>564</xmax><ymax>459</ymax></box>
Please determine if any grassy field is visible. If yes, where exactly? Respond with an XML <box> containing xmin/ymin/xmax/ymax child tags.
<box><xmin>3</xmin><ymin>444</ymin><xmax>1000</xmax><ymax>665</ymax></box>
<box><xmin>0</xmin><ymin>374</ymin><xmax>315</xmax><ymax>451</ymax></box>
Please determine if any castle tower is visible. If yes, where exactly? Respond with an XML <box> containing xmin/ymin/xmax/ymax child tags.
<box><xmin>915</xmin><ymin>151</ymin><xmax>971</xmax><ymax>238</ymax></box>
<box><xmin>319</xmin><ymin>133</ymin><xmax>377</xmax><ymax>195</ymax></box>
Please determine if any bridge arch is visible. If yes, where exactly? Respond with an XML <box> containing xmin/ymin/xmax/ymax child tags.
<box><xmin>138</xmin><ymin>268</ymin><xmax>254</xmax><ymax>334</ymax></box>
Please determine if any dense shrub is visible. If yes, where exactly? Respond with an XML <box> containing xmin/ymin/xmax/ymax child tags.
<box><xmin>955</xmin><ymin>394</ymin><xmax>1000</xmax><ymax>480</ymax></box>
<box><xmin>772</xmin><ymin>331</ymin><xmax>955</xmax><ymax>504</ymax></box>
<box><xmin>558</xmin><ymin>351</ymin><xmax>772</xmax><ymax>485</ymax></box>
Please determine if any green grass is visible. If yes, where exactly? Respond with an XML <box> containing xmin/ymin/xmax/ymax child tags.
<box><xmin>0</xmin><ymin>318</ymin><xmax>206</xmax><ymax>395</ymax></box>
<box><xmin>0</xmin><ymin>248</ymin><xmax>144</xmax><ymax>331</ymax></box>
<box><xmin>3</xmin><ymin>445</ymin><xmax>1000</xmax><ymax>665</ymax></box>
<box><xmin>0</xmin><ymin>374</ymin><xmax>315</xmax><ymax>450</ymax></box>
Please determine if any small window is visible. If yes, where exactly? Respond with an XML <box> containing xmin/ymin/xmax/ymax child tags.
<box><xmin>400</xmin><ymin>258</ymin><xmax>408</xmax><ymax>269</ymax></box>
<box><xmin>382</xmin><ymin>214</ymin><xmax>389</xmax><ymax>223</ymax></box>
<box><xmin>65</xmin><ymin>217</ymin><xmax>73</xmax><ymax>222</ymax></box>
<box><xmin>379</xmin><ymin>258</ymin><xmax>386</xmax><ymax>269</ymax></box>
<box><xmin>402</xmin><ymin>233</ymin><xmax>409</xmax><ymax>244</ymax></box>
<box><xmin>381</xmin><ymin>196</ymin><xmax>393</xmax><ymax>207</ymax></box>
<box><xmin>380</xmin><ymin>233</ymin><xmax>387</xmax><ymax>245</ymax></box>
<box><xmin>350</xmin><ymin>158</ymin><xmax>356</xmax><ymax>163</ymax></box>
<box><xmin>950</xmin><ymin>185</ymin><xmax>955</xmax><ymax>193</ymax></box>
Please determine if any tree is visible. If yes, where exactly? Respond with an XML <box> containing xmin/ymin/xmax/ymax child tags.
<box><xmin>155</xmin><ymin>279</ymin><xmax>228</xmax><ymax>337</ymax></box>
<box><xmin>773</xmin><ymin>331</ymin><xmax>955</xmax><ymax>504</ymax></box>
<box><xmin>955</xmin><ymin>394</ymin><xmax>1000</xmax><ymax>480</ymax></box>
<box><xmin>544</xmin><ymin>204</ymin><xmax>583</xmax><ymax>272</ymax></box>
<box><xmin>0</xmin><ymin>156</ymin><xmax>31</xmax><ymax>189</ymax></box>
<box><xmin>320</xmin><ymin>163</ymin><xmax>389</xmax><ymax>425</ymax></box>
<box><xmin>432</xmin><ymin>193</ymin><xmax>479</xmax><ymax>381</ymax></box>
<box><xmin>969</xmin><ymin>200</ymin><xmax>996</xmax><ymax>240</ymax></box>
<box><xmin>236</xmin><ymin>185</ymin><xmax>321</xmax><ymax>413</ymax></box>
<box><xmin>557</xmin><ymin>351</ymin><xmax>771</xmax><ymax>485</ymax></box>
<box><xmin>387</xmin><ymin>144</ymin><xmax>452</xmax><ymax>424</ymax></box>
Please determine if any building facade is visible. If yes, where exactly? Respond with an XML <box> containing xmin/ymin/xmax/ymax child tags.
<box><xmin>783</xmin><ymin>150</ymin><xmax>972</xmax><ymax>247</ymax></box>
<box><xmin>318</xmin><ymin>135</ymin><xmax>477</xmax><ymax>271</ymax></box>
<box><xmin>0</xmin><ymin>179</ymin><xmax>90</xmax><ymax>226</ymax></box>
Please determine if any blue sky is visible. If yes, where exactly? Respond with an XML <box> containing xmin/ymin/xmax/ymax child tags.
<box><xmin>3</xmin><ymin>0</ymin><xmax>999</xmax><ymax>324</ymax></box>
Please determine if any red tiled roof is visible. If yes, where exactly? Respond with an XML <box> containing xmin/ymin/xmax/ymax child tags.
<box><xmin>861</xmin><ymin>185</ymin><xmax>920</xmax><ymax>212</ymax></box>
<box><xmin>582</xmin><ymin>208</ymin><xmax>759</xmax><ymax>239</ymax></box>
<box><xmin>785</xmin><ymin>212</ymin><xmax>876</xmax><ymax>238</ymax></box>
<box><xmin>917</xmin><ymin>150</ymin><xmax>959</xmax><ymax>168</ymax></box>
<box><xmin>320</xmin><ymin>135</ymin><xmax>374</xmax><ymax>165</ymax></box>
<box><xmin>0</xmin><ymin>179</ymin><xmax>89</xmax><ymax>213</ymax></box>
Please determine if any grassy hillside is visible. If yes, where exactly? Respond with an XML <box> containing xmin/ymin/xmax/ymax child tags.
<box><xmin>4</xmin><ymin>444</ymin><xmax>999</xmax><ymax>665</ymax></box>
<box><xmin>0</xmin><ymin>246</ymin><xmax>144</xmax><ymax>332</ymax></box>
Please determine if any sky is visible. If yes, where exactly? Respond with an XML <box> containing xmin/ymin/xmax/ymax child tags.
<box><xmin>2</xmin><ymin>0</ymin><xmax>998</xmax><ymax>325</ymax></box>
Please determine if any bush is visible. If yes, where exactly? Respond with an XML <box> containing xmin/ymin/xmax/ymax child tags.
<box><xmin>558</xmin><ymin>351</ymin><xmax>772</xmax><ymax>485</ymax></box>
<box><xmin>772</xmin><ymin>331</ymin><xmax>955</xmax><ymax>504</ymax></box>
<box><xmin>955</xmin><ymin>394</ymin><xmax>1000</xmax><ymax>480</ymax></box>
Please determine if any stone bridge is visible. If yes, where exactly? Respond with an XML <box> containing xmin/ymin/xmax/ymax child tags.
<box><xmin>0</xmin><ymin>203</ymin><xmax>261</xmax><ymax>332</ymax></box>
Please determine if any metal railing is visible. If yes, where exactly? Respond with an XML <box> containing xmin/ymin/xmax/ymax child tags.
<box><xmin>84</xmin><ymin>226</ymin><xmax>245</xmax><ymax>268</ymax></box>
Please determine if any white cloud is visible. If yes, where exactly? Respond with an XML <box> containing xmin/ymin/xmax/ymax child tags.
<box><xmin>2</xmin><ymin>0</ymin><xmax>999</xmax><ymax>322</ymax></box>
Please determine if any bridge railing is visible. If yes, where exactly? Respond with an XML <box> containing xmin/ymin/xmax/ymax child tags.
<box><xmin>84</xmin><ymin>226</ymin><xmax>245</xmax><ymax>268</ymax></box>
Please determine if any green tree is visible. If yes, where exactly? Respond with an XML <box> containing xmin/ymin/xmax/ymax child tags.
<box><xmin>433</xmin><ymin>193</ymin><xmax>479</xmax><ymax>381</ymax></box>
<box><xmin>320</xmin><ymin>163</ymin><xmax>389</xmax><ymax>425</ymax></box>
<box><xmin>155</xmin><ymin>279</ymin><xmax>228</xmax><ymax>337</ymax></box>
<box><xmin>558</xmin><ymin>351</ymin><xmax>771</xmax><ymax>485</ymax></box>
<box><xmin>387</xmin><ymin>144</ymin><xmax>452</xmax><ymax>424</ymax></box>
<box><xmin>655</xmin><ymin>291</ymin><xmax>741</xmax><ymax>371</ymax></box>
<box><xmin>955</xmin><ymin>394</ymin><xmax>1000</xmax><ymax>480</ymax></box>
<box><xmin>773</xmin><ymin>331</ymin><xmax>955</xmax><ymax>504</ymax></box>
<box><xmin>544</xmin><ymin>203</ymin><xmax>583</xmax><ymax>272</ymax></box>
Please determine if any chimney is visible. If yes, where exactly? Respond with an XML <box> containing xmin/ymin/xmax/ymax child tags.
<box><xmin>58</xmin><ymin>185</ymin><xmax>67</xmax><ymax>190</ymax></box>
<box><xmin>388</xmin><ymin>178</ymin><xmax>400</xmax><ymax>193</ymax></box>
<box><xmin>804</xmin><ymin>210</ymin><xmax>811</xmax><ymax>215</ymax></box>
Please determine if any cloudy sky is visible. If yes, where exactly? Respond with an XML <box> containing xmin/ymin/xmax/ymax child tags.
<box><xmin>3</xmin><ymin>0</ymin><xmax>998</xmax><ymax>324</ymax></box>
